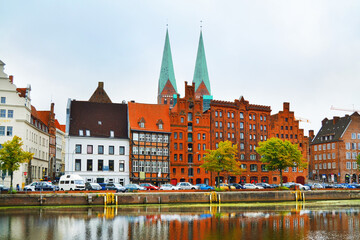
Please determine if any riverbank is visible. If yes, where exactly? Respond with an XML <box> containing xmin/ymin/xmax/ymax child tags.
<box><xmin>1</xmin><ymin>190</ymin><xmax>360</xmax><ymax>207</ymax></box>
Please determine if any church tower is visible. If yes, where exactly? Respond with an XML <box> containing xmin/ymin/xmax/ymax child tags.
<box><xmin>157</xmin><ymin>28</ymin><xmax>178</xmax><ymax>107</ymax></box>
<box><xmin>192</xmin><ymin>30</ymin><xmax>212</xmax><ymax>110</ymax></box>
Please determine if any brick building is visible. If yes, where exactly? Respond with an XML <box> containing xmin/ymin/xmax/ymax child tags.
<box><xmin>128</xmin><ymin>102</ymin><xmax>171</xmax><ymax>185</ymax></box>
<box><xmin>209</xmin><ymin>96</ymin><xmax>271</xmax><ymax>185</ymax></box>
<box><xmin>310</xmin><ymin>112</ymin><xmax>360</xmax><ymax>183</ymax></box>
<box><xmin>269</xmin><ymin>102</ymin><xmax>309</xmax><ymax>184</ymax></box>
<box><xmin>169</xmin><ymin>82</ymin><xmax>211</xmax><ymax>185</ymax></box>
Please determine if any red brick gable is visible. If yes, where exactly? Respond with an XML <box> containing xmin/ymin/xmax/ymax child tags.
<box><xmin>195</xmin><ymin>81</ymin><xmax>210</xmax><ymax>98</ymax></box>
<box><xmin>160</xmin><ymin>79</ymin><xmax>177</xmax><ymax>96</ymax></box>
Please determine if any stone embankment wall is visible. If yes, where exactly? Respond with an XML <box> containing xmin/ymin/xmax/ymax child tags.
<box><xmin>1</xmin><ymin>191</ymin><xmax>360</xmax><ymax>207</ymax></box>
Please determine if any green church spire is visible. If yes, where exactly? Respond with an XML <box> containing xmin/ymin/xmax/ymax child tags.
<box><xmin>193</xmin><ymin>30</ymin><xmax>211</xmax><ymax>95</ymax></box>
<box><xmin>158</xmin><ymin>29</ymin><xmax>177</xmax><ymax>95</ymax></box>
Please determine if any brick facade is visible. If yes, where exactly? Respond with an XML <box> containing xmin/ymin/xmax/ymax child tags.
<box><xmin>269</xmin><ymin>102</ymin><xmax>309</xmax><ymax>184</ymax></box>
<box><xmin>169</xmin><ymin>82</ymin><xmax>211</xmax><ymax>185</ymax></box>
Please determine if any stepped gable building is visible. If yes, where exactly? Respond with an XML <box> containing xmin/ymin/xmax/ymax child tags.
<box><xmin>128</xmin><ymin>102</ymin><xmax>171</xmax><ymax>185</ymax></box>
<box><xmin>310</xmin><ymin>112</ymin><xmax>360</xmax><ymax>183</ymax></box>
<box><xmin>192</xmin><ymin>30</ymin><xmax>212</xmax><ymax>111</ymax></box>
<box><xmin>157</xmin><ymin>29</ymin><xmax>178</xmax><ymax>107</ymax></box>
<box><xmin>269</xmin><ymin>102</ymin><xmax>309</xmax><ymax>184</ymax></box>
<box><xmin>65</xmin><ymin>82</ymin><xmax>130</xmax><ymax>186</ymax></box>
<box><xmin>169</xmin><ymin>82</ymin><xmax>211</xmax><ymax>185</ymax></box>
<box><xmin>209</xmin><ymin>96</ymin><xmax>271</xmax><ymax>185</ymax></box>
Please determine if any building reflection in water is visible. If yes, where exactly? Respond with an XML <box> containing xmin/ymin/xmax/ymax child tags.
<box><xmin>1</xmin><ymin>204</ymin><xmax>360</xmax><ymax>239</ymax></box>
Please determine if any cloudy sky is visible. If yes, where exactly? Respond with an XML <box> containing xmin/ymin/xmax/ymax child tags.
<box><xmin>1</xmin><ymin>1</ymin><xmax>359</xmax><ymax>134</ymax></box>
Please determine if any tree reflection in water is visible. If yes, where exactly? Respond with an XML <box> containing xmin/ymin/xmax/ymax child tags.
<box><xmin>0</xmin><ymin>203</ymin><xmax>360</xmax><ymax>240</ymax></box>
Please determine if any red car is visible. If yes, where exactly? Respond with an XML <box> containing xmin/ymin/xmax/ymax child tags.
<box><xmin>140</xmin><ymin>183</ymin><xmax>159</xmax><ymax>190</ymax></box>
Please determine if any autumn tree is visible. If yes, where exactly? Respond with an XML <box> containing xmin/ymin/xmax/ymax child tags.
<box><xmin>256</xmin><ymin>137</ymin><xmax>307</xmax><ymax>187</ymax></box>
<box><xmin>200</xmin><ymin>140</ymin><xmax>242</xmax><ymax>187</ymax></box>
<box><xmin>0</xmin><ymin>136</ymin><xmax>33</xmax><ymax>191</ymax></box>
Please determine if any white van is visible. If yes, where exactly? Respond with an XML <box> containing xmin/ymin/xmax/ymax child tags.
<box><xmin>59</xmin><ymin>174</ymin><xmax>85</xmax><ymax>191</ymax></box>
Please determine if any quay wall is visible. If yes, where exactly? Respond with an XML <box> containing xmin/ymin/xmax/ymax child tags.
<box><xmin>1</xmin><ymin>190</ymin><xmax>360</xmax><ymax>207</ymax></box>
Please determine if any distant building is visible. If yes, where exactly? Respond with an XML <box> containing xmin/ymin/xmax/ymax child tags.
<box><xmin>170</xmin><ymin>82</ymin><xmax>211</xmax><ymax>185</ymax></box>
<box><xmin>128</xmin><ymin>102</ymin><xmax>171</xmax><ymax>185</ymax></box>
<box><xmin>310</xmin><ymin>112</ymin><xmax>360</xmax><ymax>183</ymax></box>
<box><xmin>269</xmin><ymin>102</ymin><xmax>309</xmax><ymax>184</ymax></box>
<box><xmin>209</xmin><ymin>96</ymin><xmax>271</xmax><ymax>185</ymax></box>
<box><xmin>65</xmin><ymin>82</ymin><xmax>130</xmax><ymax>185</ymax></box>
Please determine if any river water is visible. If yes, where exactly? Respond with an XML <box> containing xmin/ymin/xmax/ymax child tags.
<box><xmin>1</xmin><ymin>201</ymin><xmax>360</xmax><ymax>240</ymax></box>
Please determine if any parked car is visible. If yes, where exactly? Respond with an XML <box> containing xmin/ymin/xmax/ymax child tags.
<box><xmin>196</xmin><ymin>184</ymin><xmax>214</xmax><ymax>190</ymax></box>
<box><xmin>98</xmin><ymin>183</ymin><xmax>107</xmax><ymax>190</ymax></box>
<box><xmin>243</xmin><ymin>183</ymin><xmax>263</xmax><ymax>189</ymax></box>
<box><xmin>294</xmin><ymin>183</ymin><xmax>310</xmax><ymax>191</ymax></box>
<box><xmin>175</xmin><ymin>182</ymin><xmax>199</xmax><ymax>190</ymax></box>
<box><xmin>59</xmin><ymin>174</ymin><xmax>85</xmax><ymax>191</ymax></box>
<box><xmin>24</xmin><ymin>182</ymin><xmax>39</xmax><ymax>191</ymax></box>
<box><xmin>35</xmin><ymin>182</ymin><xmax>56</xmax><ymax>191</ymax></box>
<box><xmin>219</xmin><ymin>183</ymin><xmax>236</xmax><ymax>190</ymax></box>
<box><xmin>229</xmin><ymin>183</ymin><xmax>244</xmax><ymax>189</ymax></box>
<box><xmin>125</xmin><ymin>184</ymin><xmax>146</xmax><ymax>191</ymax></box>
<box><xmin>0</xmin><ymin>184</ymin><xmax>9</xmax><ymax>192</ymax></box>
<box><xmin>140</xmin><ymin>183</ymin><xmax>159</xmax><ymax>190</ymax></box>
<box><xmin>311</xmin><ymin>183</ymin><xmax>324</xmax><ymax>189</ymax></box>
<box><xmin>105</xmin><ymin>183</ymin><xmax>127</xmax><ymax>193</ymax></box>
<box><xmin>85</xmin><ymin>182</ymin><xmax>102</xmax><ymax>191</ymax></box>
<box><xmin>256</xmin><ymin>183</ymin><xmax>272</xmax><ymax>189</ymax></box>
<box><xmin>159</xmin><ymin>184</ymin><xmax>179</xmax><ymax>190</ymax></box>
<box><xmin>269</xmin><ymin>184</ymin><xmax>279</xmax><ymax>188</ymax></box>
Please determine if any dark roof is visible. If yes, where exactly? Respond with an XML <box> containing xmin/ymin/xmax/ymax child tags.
<box><xmin>69</xmin><ymin>101</ymin><xmax>128</xmax><ymax>138</ymax></box>
<box><xmin>311</xmin><ymin>114</ymin><xmax>351</xmax><ymax>145</ymax></box>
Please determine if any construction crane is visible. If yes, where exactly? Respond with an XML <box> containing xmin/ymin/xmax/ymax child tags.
<box><xmin>295</xmin><ymin>117</ymin><xmax>311</xmax><ymax>123</ymax></box>
<box><xmin>330</xmin><ymin>105</ymin><xmax>360</xmax><ymax>112</ymax></box>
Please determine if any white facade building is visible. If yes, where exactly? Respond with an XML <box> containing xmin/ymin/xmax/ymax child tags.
<box><xmin>0</xmin><ymin>60</ymin><xmax>50</xmax><ymax>188</ymax></box>
<box><xmin>65</xmin><ymin>83</ymin><xmax>130</xmax><ymax>185</ymax></box>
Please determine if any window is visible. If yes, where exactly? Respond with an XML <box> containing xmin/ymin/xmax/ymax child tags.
<box><xmin>314</xmin><ymin>146</ymin><xmax>317</xmax><ymax>151</ymax></box>
<box><xmin>249</xmin><ymin>125</ymin><xmax>252</xmax><ymax>130</ymax></box>
<box><xmin>196</xmin><ymin>118</ymin><xmax>199</xmax><ymax>124</ymax></box>
<box><xmin>215</xmin><ymin>111</ymin><xmax>218</xmax><ymax>117</ymax></box>
<box><xmin>352</xmin><ymin>152</ymin><xmax>357</xmax><ymax>159</ymax></box>
<box><xmin>332</xmin><ymin>143</ymin><xmax>335</xmax><ymax>149</ymax></box>
<box><xmin>75</xmin><ymin>159</ymin><xmax>81</xmax><ymax>171</ymax></box>
<box><xmin>284</xmin><ymin>167</ymin><xmax>289</xmax><ymax>172</ymax></box>
<box><xmin>98</xmin><ymin>160</ymin><xmax>103</xmax><ymax>171</ymax></box>
<box><xmin>231</xmin><ymin>112</ymin><xmax>234</xmax><ymax>118</ymax></box>
<box><xmin>179</xmin><ymin>132</ymin><xmax>183</xmax><ymax>139</ymax></box>
<box><xmin>0</xmin><ymin>109</ymin><xmax>5</xmax><ymax>118</ymax></box>
<box><xmin>87</xmin><ymin>159</ymin><xmax>92</xmax><ymax>171</ymax></box>
<box><xmin>250</xmin><ymin>135</ymin><xmax>252</xmax><ymax>140</ymax></box>
<box><xmin>292</xmin><ymin>167</ymin><xmax>297</xmax><ymax>172</ymax></box>
<box><xmin>0</xmin><ymin>97</ymin><xmax>5</xmax><ymax>104</ymax></box>
<box><xmin>202</xmin><ymin>133</ymin><xmax>206</xmax><ymax>140</ymax></box>
<box><xmin>6</xmin><ymin>126</ymin><xmax>12</xmax><ymax>136</ymax></box>
<box><xmin>75</xmin><ymin>144</ymin><xmax>82</xmax><ymax>154</ymax></box>
<box><xmin>346</xmin><ymin>162</ymin><xmax>351</xmax><ymax>170</ymax></box>
<box><xmin>249</xmin><ymin>115</ymin><xmax>252</xmax><ymax>120</ymax></box>
<box><xmin>240</xmin><ymin>122</ymin><xmax>244</xmax><ymax>129</ymax></box>
<box><xmin>240</xmin><ymin>112</ymin><xmax>244</xmax><ymax>119</ymax></box>
<box><xmin>215</xmin><ymin>143</ymin><xmax>218</xmax><ymax>148</ymax></box>
<box><xmin>332</xmin><ymin>162</ymin><xmax>336</xmax><ymax>169</ymax></box>
<box><xmin>219</xmin><ymin>122</ymin><xmax>223</xmax><ymax>128</ymax></box>
<box><xmin>253</xmin><ymin>124</ymin><xmax>256</xmax><ymax>130</ymax></box>
<box><xmin>86</xmin><ymin>130</ymin><xmax>90</xmax><ymax>136</ymax></box>
<box><xmin>133</xmin><ymin>161</ymin><xmax>138</xmax><ymax>172</ymax></box>
<box><xmin>181</xmin><ymin>117</ymin><xmax>184</xmax><ymax>123</ymax></box>
<box><xmin>250</xmin><ymin>164</ymin><xmax>257</xmax><ymax>172</ymax></box>
<box><xmin>79</xmin><ymin>130</ymin><xmax>83</xmax><ymax>136</ymax></box>
<box><xmin>120</xmin><ymin>146</ymin><xmax>125</xmax><ymax>155</ymax></box>
<box><xmin>319</xmin><ymin>145</ymin><xmax>322</xmax><ymax>151</ymax></box>
<box><xmin>346</xmin><ymin>152</ymin><xmax>351</xmax><ymax>159</ymax></box>
<box><xmin>352</xmin><ymin>143</ymin><xmax>357</xmax><ymax>150</ymax></box>
<box><xmin>227</xmin><ymin>112</ymin><xmax>230</xmax><ymax>118</ymax></box>
<box><xmin>220</xmin><ymin>132</ymin><xmax>223</xmax><ymax>138</ymax></box>
<box><xmin>285</xmin><ymin>118</ymin><xmax>288</xmax><ymax>122</ymax></box>
<box><xmin>231</xmin><ymin>123</ymin><xmax>234</xmax><ymax>129</ymax></box>
<box><xmin>227</xmin><ymin>122</ymin><xmax>230</xmax><ymax>129</ymax></box>
<box><xmin>188</xmin><ymin>113</ymin><xmax>193</xmax><ymax>121</ymax></box>
<box><xmin>323</xmin><ymin>163</ymin><xmax>326</xmax><ymax>169</ymax></box>
<box><xmin>119</xmin><ymin>161</ymin><xmax>125</xmax><ymax>172</ymax></box>
<box><xmin>110</xmin><ymin>131</ymin><xmax>114</xmax><ymax>137</ymax></box>
<box><xmin>198</xmin><ymin>154</ymin><xmax>201</xmax><ymax>161</ymax></box>
<box><xmin>7</xmin><ymin>110</ymin><xmax>13</xmax><ymax>118</ymax></box>
<box><xmin>315</xmin><ymin>155</ymin><xmax>318</xmax><ymax>160</ymax></box>
<box><xmin>98</xmin><ymin>145</ymin><xmax>104</xmax><ymax>154</ymax></box>
<box><xmin>0</xmin><ymin>126</ymin><xmax>4</xmax><ymax>136</ymax></box>
<box><xmin>198</xmin><ymin>133</ymin><xmax>201</xmax><ymax>140</ymax></box>
<box><xmin>315</xmin><ymin>164</ymin><xmax>318</xmax><ymax>170</ymax></box>
<box><xmin>215</xmin><ymin>122</ymin><xmax>218</xmax><ymax>128</ymax></box>
<box><xmin>87</xmin><ymin>145</ymin><xmax>93</xmax><ymax>154</ymax></box>
<box><xmin>241</xmin><ymin>164</ymin><xmax>247</xmax><ymax>169</ymax></box>
<box><xmin>179</xmin><ymin>154</ymin><xmax>183</xmax><ymax>161</ymax></box>
<box><xmin>240</xmin><ymin>143</ymin><xmax>244</xmax><ymax>150</ymax></box>
<box><xmin>352</xmin><ymin>133</ymin><xmax>356</xmax><ymax>139</ymax></box>
<box><xmin>203</xmin><ymin>144</ymin><xmax>206</xmax><ymax>150</ymax></box>
<box><xmin>240</xmin><ymin>133</ymin><xmax>244</xmax><ymax>139</ymax></box>
<box><xmin>260</xmin><ymin>116</ymin><xmax>263</xmax><ymax>121</ymax></box>
<box><xmin>219</xmin><ymin>111</ymin><xmax>222</xmax><ymax>117</ymax></box>
<box><xmin>174</xmin><ymin>154</ymin><xmax>177</xmax><ymax>161</ymax></box>
<box><xmin>174</xmin><ymin>143</ymin><xmax>178</xmax><ymax>150</ymax></box>
<box><xmin>261</xmin><ymin>165</ymin><xmax>268</xmax><ymax>172</ymax></box>
<box><xmin>179</xmin><ymin>143</ymin><xmax>183</xmax><ymax>150</ymax></box>
<box><xmin>332</xmin><ymin>153</ymin><xmax>335</xmax><ymax>159</ymax></box>
<box><xmin>174</xmin><ymin>132</ymin><xmax>177</xmax><ymax>139</ymax></box>
<box><xmin>109</xmin><ymin>160</ymin><xmax>114</xmax><ymax>171</ymax></box>
<box><xmin>109</xmin><ymin>146</ymin><xmax>114</xmax><ymax>155</ymax></box>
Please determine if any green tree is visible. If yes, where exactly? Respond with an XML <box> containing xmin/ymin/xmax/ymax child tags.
<box><xmin>357</xmin><ymin>154</ymin><xmax>360</xmax><ymax>171</ymax></box>
<box><xmin>256</xmin><ymin>137</ymin><xmax>307</xmax><ymax>187</ymax></box>
<box><xmin>0</xmin><ymin>136</ymin><xmax>33</xmax><ymax>191</ymax></box>
<box><xmin>200</xmin><ymin>140</ymin><xmax>242</xmax><ymax>187</ymax></box>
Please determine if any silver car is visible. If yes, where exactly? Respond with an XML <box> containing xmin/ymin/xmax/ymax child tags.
<box><xmin>160</xmin><ymin>184</ymin><xmax>180</xmax><ymax>190</ymax></box>
<box><xmin>175</xmin><ymin>182</ymin><xmax>199</xmax><ymax>190</ymax></box>
<box><xmin>243</xmin><ymin>183</ymin><xmax>264</xmax><ymax>189</ymax></box>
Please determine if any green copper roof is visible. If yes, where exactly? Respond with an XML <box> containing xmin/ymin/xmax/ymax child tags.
<box><xmin>158</xmin><ymin>29</ymin><xmax>177</xmax><ymax>94</ymax></box>
<box><xmin>193</xmin><ymin>31</ymin><xmax>211</xmax><ymax>95</ymax></box>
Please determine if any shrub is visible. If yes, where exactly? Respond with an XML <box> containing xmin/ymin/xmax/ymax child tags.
<box><xmin>276</xmin><ymin>186</ymin><xmax>289</xmax><ymax>190</ymax></box>
<box><xmin>8</xmin><ymin>189</ymin><xmax>17</xmax><ymax>194</ymax></box>
<box><xmin>214</xmin><ymin>187</ymin><xmax>226</xmax><ymax>192</ymax></box>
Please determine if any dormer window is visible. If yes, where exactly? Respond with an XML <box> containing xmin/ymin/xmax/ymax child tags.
<box><xmin>138</xmin><ymin>117</ymin><xmax>145</xmax><ymax>128</ymax></box>
<box><xmin>156</xmin><ymin>119</ymin><xmax>164</xmax><ymax>130</ymax></box>
<box><xmin>79</xmin><ymin>130</ymin><xmax>84</xmax><ymax>136</ymax></box>
<box><xmin>86</xmin><ymin>130</ymin><xmax>90</xmax><ymax>136</ymax></box>
<box><xmin>110</xmin><ymin>130</ymin><xmax>114</xmax><ymax>138</ymax></box>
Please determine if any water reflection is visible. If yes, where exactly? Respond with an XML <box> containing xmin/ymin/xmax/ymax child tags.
<box><xmin>1</xmin><ymin>203</ymin><xmax>360</xmax><ymax>240</ymax></box>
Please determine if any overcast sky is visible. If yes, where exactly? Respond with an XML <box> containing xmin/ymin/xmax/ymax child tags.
<box><xmin>1</xmin><ymin>1</ymin><xmax>359</xmax><ymax>134</ymax></box>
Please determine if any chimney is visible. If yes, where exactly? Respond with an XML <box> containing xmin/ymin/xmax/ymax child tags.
<box><xmin>9</xmin><ymin>75</ymin><xmax>13</xmax><ymax>84</ymax></box>
<box><xmin>51</xmin><ymin>102</ymin><xmax>55</xmax><ymax>114</ymax></box>
<box><xmin>98</xmin><ymin>82</ymin><xmax>104</xmax><ymax>88</ymax></box>
<box><xmin>309</xmin><ymin>130</ymin><xmax>314</xmax><ymax>139</ymax></box>
<box><xmin>283</xmin><ymin>102</ymin><xmax>290</xmax><ymax>111</ymax></box>
<box><xmin>322</xmin><ymin>118</ymin><xmax>328</xmax><ymax>126</ymax></box>
<box><xmin>333</xmin><ymin>116</ymin><xmax>340</xmax><ymax>125</ymax></box>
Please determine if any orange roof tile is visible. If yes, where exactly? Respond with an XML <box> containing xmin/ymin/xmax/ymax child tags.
<box><xmin>16</xmin><ymin>88</ymin><xmax>27</xmax><ymax>98</ymax></box>
<box><xmin>37</xmin><ymin>111</ymin><xmax>51</xmax><ymax>126</ymax></box>
<box><xmin>55</xmin><ymin>119</ymin><xmax>65</xmax><ymax>132</ymax></box>
<box><xmin>128</xmin><ymin>102</ymin><xmax>170</xmax><ymax>132</ymax></box>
